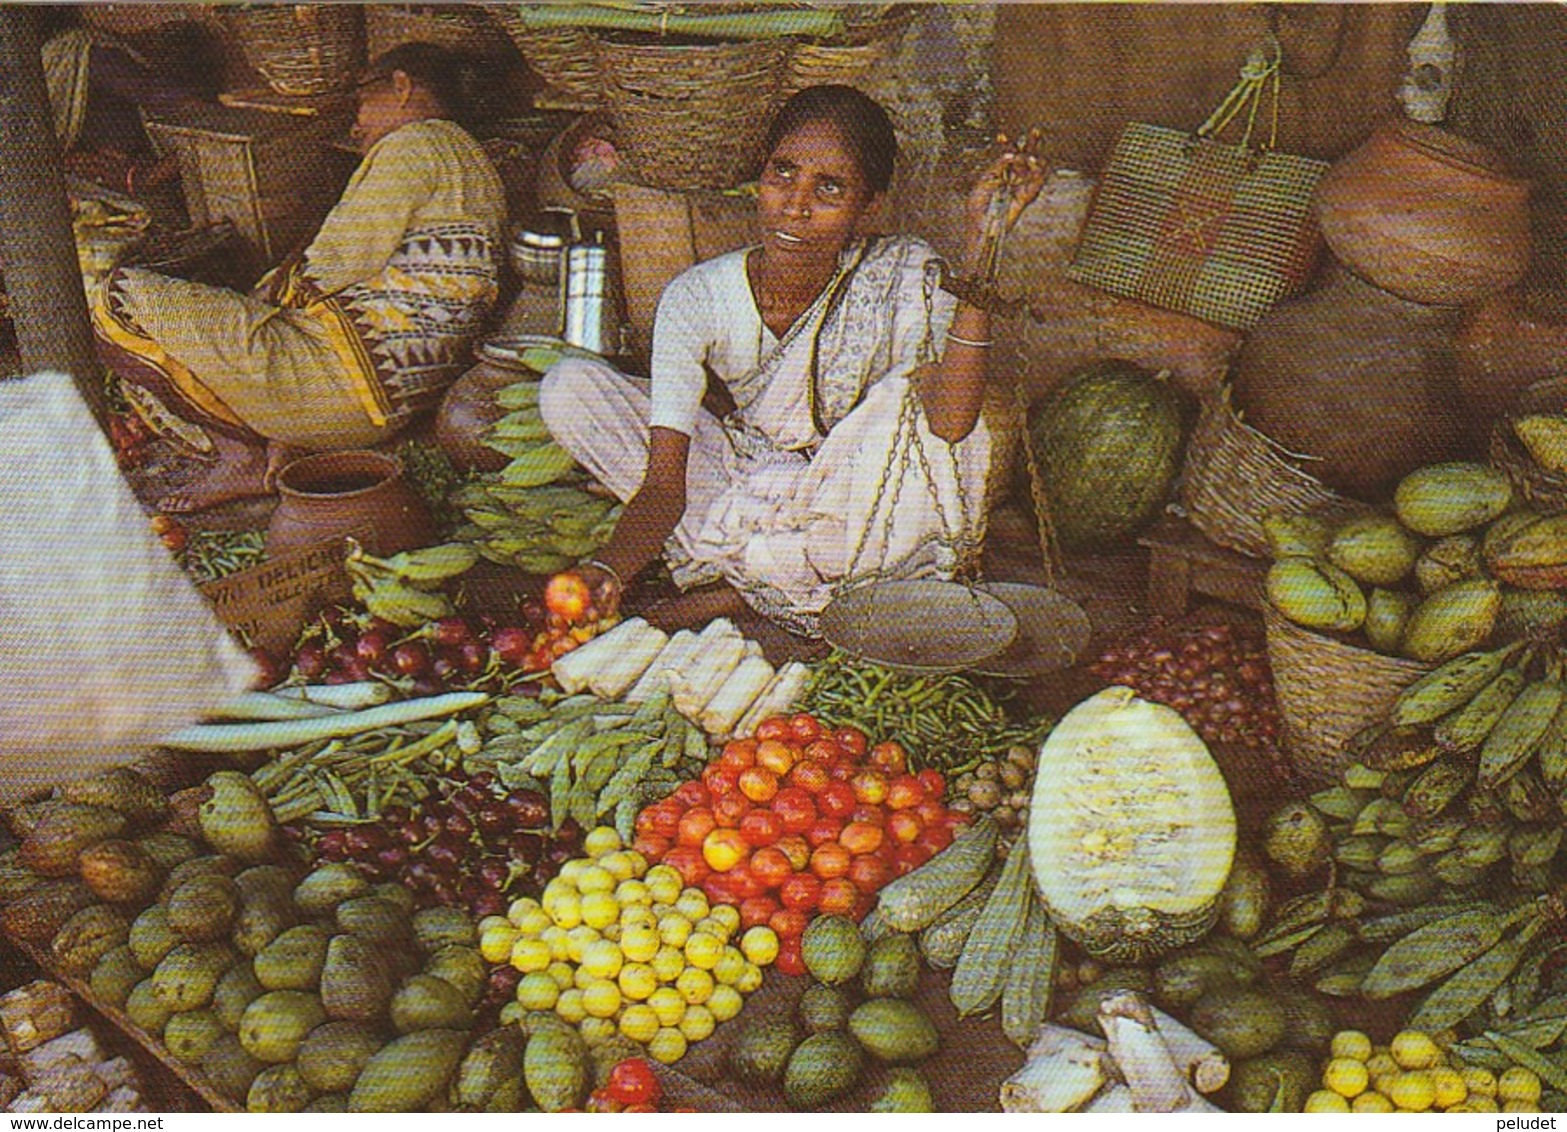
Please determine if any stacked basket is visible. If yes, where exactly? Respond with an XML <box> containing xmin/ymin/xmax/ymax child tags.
<box><xmin>225</xmin><ymin>5</ymin><xmax>365</xmax><ymax>97</ymax></box>
<box><xmin>364</xmin><ymin>4</ymin><xmax>512</xmax><ymax>60</ymax></box>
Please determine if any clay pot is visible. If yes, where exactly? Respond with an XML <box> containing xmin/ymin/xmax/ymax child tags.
<box><xmin>1231</xmin><ymin>264</ymin><xmax>1466</xmax><ymax>501</ymax></box>
<box><xmin>434</xmin><ymin>354</ymin><xmax>540</xmax><ymax>473</ymax></box>
<box><xmin>1314</xmin><ymin>120</ymin><xmax>1531</xmax><ymax>308</ymax></box>
<box><xmin>266</xmin><ymin>450</ymin><xmax>434</xmax><ymax>561</ymax></box>
<box><xmin>1456</xmin><ymin>283</ymin><xmax>1567</xmax><ymax>432</ymax></box>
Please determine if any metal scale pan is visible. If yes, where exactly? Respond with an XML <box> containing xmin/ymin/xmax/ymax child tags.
<box><xmin>969</xmin><ymin>582</ymin><xmax>1093</xmax><ymax>680</ymax></box>
<box><xmin>818</xmin><ymin>578</ymin><xmax>1019</xmax><ymax>675</ymax></box>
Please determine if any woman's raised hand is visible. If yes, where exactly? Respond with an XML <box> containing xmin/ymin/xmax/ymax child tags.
<box><xmin>964</xmin><ymin>128</ymin><xmax>1048</xmax><ymax>241</ymax></box>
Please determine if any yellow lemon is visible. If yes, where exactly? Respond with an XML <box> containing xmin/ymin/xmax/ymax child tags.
<box><xmin>1350</xmin><ymin>1092</ymin><xmax>1394</xmax><ymax>1113</ymax></box>
<box><xmin>480</xmin><ymin>923</ymin><xmax>521</xmax><ymax>964</ymax></box>
<box><xmin>479</xmin><ymin>913</ymin><xmax>511</xmax><ymax>934</ymax></box>
<box><xmin>507</xmin><ymin>895</ymin><xmax>542</xmax><ymax>921</ymax></box>
<box><xmin>619</xmin><ymin>1003</ymin><xmax>661</xmax><ymax>1044</ymax></box>
<box><xmin>581</xmin><ymin>939</ymin><xmax>624</xmax><ymax>980</ymax></box>
<box><xmin>1498</xmin><ymin>1066</ymin><xmax>1543</xmax><ymax>1105</ymax></box>
<box><xmin>579</xmin><ymin>1016</ymin><xmax>618</xmax><ymax>1047</ymax></box>
<box><xmin>713</xmin><ymin>947</ymin><xmax>748</xmax><ymax>987</ymax></box>
<box><xmin>708</xmin><ymin>904</ymin><xmax>741</xmax><ymax>936</ymax></box>
<box><xmin>547</xmin><ymin>961</ymin><xmax>576</xmax><ymax>991</ymax></box>
<box><xmin>574</xmin><ymin>965</ymin><xmax>597</xmax><ymax>991</ymax></box>
<box><xmin>684</xmin><ymin>933</ymin><xmax>723</xmax><ymax>971</ymax></box>
<box><xmin>602</xmin><ymin>922</ymin><xmax>622</xmax><ymax>943</ymax></box>
<box><xmin>580</xmin><ymin>891</ymin><xmax>620</xmax><ymax>931</ymax></box>
<box><xmin>581</xmin><ymin>978</ymin><xmax>622</xmax><ymax>1019</ymax></box>
<box><xmin>620</xmin><ymin>924</ymin><xmax>661</xmax><ymax>964</ymax></box>
<box><xmin>510</xmin><ymin>938</ymin><xmax>551</xmax><ymax>973</ymax></box>
<box><xmin>556</xmin><ymin>860</ymin><xmax>589</xmax><ymax>886</ymax></box>
<box><xmin>676</xmin><ymin>966</ymin><xmax>714</xmax><ymax>1006</ymax></box>
<box><xmin>678</xmin><ymin>1003</ymin><xmax>716</xmax><ymax>1043</ymax></box>
<box><xmin>1390</xmin><ymin>1031</ymin><xmax>1441</xmax><ymax>1071</ymax></box>
<box><xmin>648</xmin><ymin>986</ymin><xmax>686</xmax><ymax>1027</ymax></box>
<box><xmin>694</xmin><ymin>916</ymin><xmax>733</xmax><ymax>942</ymax></box>
<box><xmin>541</xmin><ymin>926</ymin><xmax>571</xmax><ymax>962</ymax></box>
<box><xmin>548</xmin><ymin>892</ymin><xmax>582</xmax><ymax>931</ymax></box>
<box><xmin>1365</xmin><ymin>1053</ymin><xmax>1399</xmax><ymax>1082</ymax></box>
<box><xmin>650</xmin><ymin>945</ymin><xmax>686</xmax><ymax>984</ymax></box>
<box><xmin>1323</xmin><ymin>1057</ymin><xmax>1369</xmax><ymax>1099</ymax></box>
<box><xmin>1460</xmin><ymin>1066</ymin><xmax>1497</xmax><ymax>1097</ymax></box>
<box><xmin>499</xmin><ymin>1001</ymin><xmax>524</xmax><ymax>1027</ymax></box>
<box><xmin>707</xmin><ymin>984</ymin><xmax>742</xmax><ymax>1022</ymax></box>
<box><xmin>1330</xmin><ymin>1030</ymin><xmax>1373</xmax><ymax>1062</ymax></box>
<box><xmin>555</xmin><ymin>987</ymin><xmax>587</xmax><ymax>1024</ymax></box>
<box><xmin>1466</xmin><ymin>1095</ymin><xmax>1500</xmax><ymax>1113</ymax></box>
<box><xmin>648</xmin><ymin>1027</ymin><xmax>687</xmax><ymax>1065</ymax></box>
<box><xmin>735</xmin><ymin>962</ymin><xmax>764</xmax><ymax>994</ymax></box>
<box><xmin>584</xmin><ymin>826</ymin><xmax>623</xmax><ymax>858</ymax></box>
<box><xmin>616</xmin><ymin>879</ymin><xmax>652</xmax><ymax>908</ymax></box>
<box><xmin>619</xmin><ymin>962</ymin><xmax>658</xmax><ymax>1002</ymax></box>
<box><xmin>1429</xmin><ymin>1066</ymin><xmax>1466</xmax><ymax>1109</ymax></box>
<box><xmin>646</xmin><ymin>866</ymin><xmax>683</xmax><ymax>905</ymax></box>
<box><xmin>1386</xmin><ymin>1071</ymin><xmax>1436</xmax><ymax>1112</ymax></box>
<box><xmin>1504</xmin><ymin>1102</ymin><xmax>1543</xmax><ymax>1114</ymax></box>
<box><xmin>513</xmin><ymin>907</ymin><xmax>553</xmax><ymax>936</ymax></box>
<box><xmin>566</xmin><ymin>925</ymin><xmax>601</xmax><ymax>964</ymax></box>
<box><xmin>675</xmin><ymin>890</ymin><xmax>709</xmax><ymax>923</ymax></box>
<box><xmin>623</xmin><ymin>850</ymin><xmax>649</xmax><ymax>878</ymax></box>
<box><xmin>1303</xmin><ymin>1090</ymin><xmax>1350</xmax><ymax>1113</ymax></box>
<box><xmin>577</xmin><ymin>865</ymin><xmax>616</xmax><ymax>895</ymax></box>
<box><xmin>658</xmin><ymin>915</ymin><xmax>693</xmax><ymax>950</ymax></box>
<box><xmin>516</xmin><ymin>972</ymin><xmax>560</xmax><ymax>1011</ymax></box>
<box><xmin>740</xmin><ymin>926</ymin><xmax>779</xmax><ymax>967</ymax></box>
<box><xmin>599</xmin><ymin>851</ymin><xmax>637</xmax><ymax>882</ymax></box>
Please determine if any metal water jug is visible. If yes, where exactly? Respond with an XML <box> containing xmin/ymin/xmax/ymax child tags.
<box><xmin>559</xmin><ymin>233</ymin><xmax>617</xmax><ymax>356</ymax></box>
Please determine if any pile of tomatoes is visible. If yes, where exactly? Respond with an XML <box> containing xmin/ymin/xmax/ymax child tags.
<box><xmin>631</xmin><ymin>712</ymin><xmax>967</xmax><ymax>976</ymax></box>
<box><xmin>583</xmin><ymin>1057</ymin><xmax>692</xmax><ymax>1113</ymax></box>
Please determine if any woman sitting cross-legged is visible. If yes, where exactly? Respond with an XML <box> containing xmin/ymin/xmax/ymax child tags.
<box><xmin>92</xmin><ymin>42</ymin><xmax>507</xmax><ymax>514</ymax></box>
<box><xmin>540</xmin><ymin>84</ymin><xmax>1044</xmax><ymax>636</ymax></box>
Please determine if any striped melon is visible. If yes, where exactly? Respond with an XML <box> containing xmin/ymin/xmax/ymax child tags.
<box><xmin>1029</xmin><ymin>686</ymin><xmax>1237</xmax><ymax>964</ymax></box>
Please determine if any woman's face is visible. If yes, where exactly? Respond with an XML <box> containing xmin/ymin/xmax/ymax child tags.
<box><xmin>756</xmin><ymin>119</ymin><xmax>882</xmax><ymax>268</ymax></box>
<box><xmin>351</xmin><ymin>73</ymin><xmax>405</xmax><ymax>154</ymax></box>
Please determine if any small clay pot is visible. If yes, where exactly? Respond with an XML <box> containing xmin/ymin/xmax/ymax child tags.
<box><xmin>434</xmin><ymin>355</ymin><xmax>541</xmax><ymax>473</ymax></box>
<box><xmin>266</xmin><ymin>450</ymin><xmax>434</xmax><ymax>561</ymax></box>
<box><xmin>1315</xmin><ymin>120</ymin><xmax>1531</xmax><ymax>307</ymax></box>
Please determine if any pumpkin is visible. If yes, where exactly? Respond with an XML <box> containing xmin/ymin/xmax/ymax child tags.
<box><xmin>1022</xmin><ymin>361</ymin><xmax>1185</xmax><ymax>549</ymax></box>
<box><xmin>1029</xmin><ymin>686</ymin><xmax>1237</xmax><ymax>964</ymax></box>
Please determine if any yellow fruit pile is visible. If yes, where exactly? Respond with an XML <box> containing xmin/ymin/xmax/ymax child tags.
<box><xmin>477</xmin><ymin>826</ymin><xmax>777</xmax><ymax>1064</ymax></box>
<box><xmin>1306</xmin><ymin>1028</ymin><xmax>1543</xmax><ymax>1114</ymax></box>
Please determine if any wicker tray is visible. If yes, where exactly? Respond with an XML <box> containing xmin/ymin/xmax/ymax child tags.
<box><xmin>1263</xmin><ymin>603</ymin><xmax>1431</xmax><ymax>788</ymax></box>
<box><xmin>1178</xmin><ymin>384</ymin><xmax>1357</xmax><ymax>559</ymax></box>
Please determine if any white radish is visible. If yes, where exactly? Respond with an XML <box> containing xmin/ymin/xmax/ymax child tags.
<box><xmin>733</xmin><ymin>661</ymin><xmax>810</xmax><ymax>738</ymax></box>
<box><xmin>550</xmin><ymin>617</ymin><xmax>651</xmax><ymax>694</ymax></box>
<box><xmin>624</xmin><ymin>629</ymin><xmax>699</xmax><ymax>704</ymax></box>
<box><xmin>588</xmin><ymin>622</ymin><xmax>669</xmax><ymax>700</ymax></box>
<box><xmin>699</xmin><ymin>655</ymin><xmax>776</xmax><ymax>736</ymax></box>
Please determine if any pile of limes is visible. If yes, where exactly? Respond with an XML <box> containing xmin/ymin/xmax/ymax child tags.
<box><xmin>1305</xmin><ymin>1028</ymin><xmax>1543</xmax><ymax>1113</ymax></box>
<box><xmin>478</xmin><ymin>825</ymin><xmax>779</xmax><ymax>1063</ymax></box>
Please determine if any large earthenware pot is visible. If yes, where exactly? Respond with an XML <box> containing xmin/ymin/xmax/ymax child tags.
<box><xmin>266</xmin><ymin>450</ymin><xmax>434</xmax><ymax>560</ymax></box>
<box><xmin>434</xmin><ymin>353</ymin><xmax>539</xmax><ymax>474</ymax></box>
<box><xmin>1314</xmin><ymin>120</ymin><xmax>1531</xmax><ymax>308</ymax></box>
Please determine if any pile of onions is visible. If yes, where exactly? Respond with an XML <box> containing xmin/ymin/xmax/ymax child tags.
<box><xmin>1089</xmin><ymin>617</ymin><xmax>1280</xmax><ymax>751</ymax></box>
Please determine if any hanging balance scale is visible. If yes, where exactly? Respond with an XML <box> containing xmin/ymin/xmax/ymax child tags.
<box><xmin>819</xmin><ymin>139</ymin><xmax>1092</xmax><ymax>677</ymax></box>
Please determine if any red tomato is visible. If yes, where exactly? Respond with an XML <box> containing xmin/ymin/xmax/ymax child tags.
<box><xmin>647</xmin><ymin>801</ymin><xmax>682</xmax><ymax>841</ymax></box>
<box><xmin>774</xmin><ymin>933</ymin><xmax>806</xmax><ymax>976</ymax></box>
<box><xmin>739</xmin><ymin>808</ymin><xmax>783</xmax><ymax>848</ymax></box>
<box><xmin>702</xmin><ymin>765</ymin><xmax>740</xmax><ymax>798</ymax></box>
<box><xmin>672</xmin><ymin>780</ymin><xmax>710</xmax><ymax>809</ymax></box>
<box><xmin>755</xmin><ymin>739</ymin><xmax>796</xmax><ymax>777</ymax></box>
<box><xmin>725</xmin><ymin>862</ymin><xmax>765</xmax><ymax>902</ymax></box>
<box><xmin>887</xmin><ymin>809</ymin><xmax>924</xmax><ymax>844</ymax></box>
<box><xmin>663</xmin><ymin>845</ymin><xmax>710</xmax><ymax>887</ymax></box>
<box><xmin>718</xmin><ymin>742</ymin><xmax>757</xmax><ymax>774</ymax></box>
<box><xmin>809</xmin><ymin>841</ymin><xmax>851</xmax><ymax>880</ymax></box>
<box><xmin>847</xmin><ymin>852</ymin><xmax>888</xmax><ymax>893</ymax></box>
<box><xmin>945</xmin><ymin>810</ymin><xmax>972</xmax><ymax>830</ymax></box>
<box><xmin>775</xmin><ymin>835</ymin><xmax>811</xmax><ymax>872</ymax></box>
<box><xmin>632</xmin><ymin>833</ymin><xmax>671</xmax><ymax>861</ymax></box>
<box><xmin>677</xmin><ymin>807</ymin><xmax>717</xmax><ymax>848</ymax></box>
<box><xmin>778</xmin><ymin>872</ymin><xmax>822</xmax><ymax>912</ymax></box>
<box><xmin>634</xmin><ymin>807</ymin><xmax>658</xmax><ymax>837</ymax></box>
<box><xmin>805</xmin><ymin>817</ymin><xmax>843</xmax><ymax>849</ymax></box>
<box><xmin>868</xmin><ymin>740</ymin><xmax>908</xmax><ymax>776</ymax></box>
<box><xmin>839</xmin><ymin>820</ymin><xmax>884</xmax><ymax>856</ymax></box>
<box><xmin>712</xmin><ymin>791</ymin><xmax>752</xmax><ymax>829</ymax></box>
<box><xmin>770</xmin><ymin>787</ymin><xmax>817</xmax><ymax>834</ymax></box>
<box><xmin>703</xmin><ymin>873</ymin><xmax>740</xmax><ymax>907</ymax></box>
<box><xmin>886</xmin><ymin>774</ymin><xmax>926</xmax><ymax>811</ymax></box>
<box><xmin>832</xmin><ymin>726</ymin><xmax>868</xmax><ymax>759</ymax></box>
<box><xmin>826</xmin><ymin>761</ymin><xmax>857</xmax><ymax>782</ymax></box>
<box><xmin>754</xmin><ymin>717</ymin><xmax>793</xmax><ymax>744</ymax></box>
<box><xmin>876</xmin><ymin>836</ymin><xmax>902</xmax><ymax>869</ymax></box>
<box><xmin>605</xmin><ymin>1058</ymin><xmax>661</xmax><ymax>1108</ymax></box>
<box><xmin>740</xmin><ymin>894</ymin><xmax>781</xmax><ymax>929</ymax></box>
<box><xmin>818</xmin><ymin>877</ymin><xmax>859</xmax><ymax>916</ymax></box>
<box><xmin>817</xmin><ymin>781</ymin><xmax>858</xmax><ymax>820</ymax></box>
<box><xmin>787</xmin><ymin>760</ymin><xmax>831</xmax><ymax>795</ymax></box>
<box><xmin>587</xmin><ymin>1089</ymin><xmax>622</xmax><ymax>1113</ymax></box>
<box><xmin>789</xmin><ymin>713</ymin><xmax>826</xmax><ymax>744</ymax></box>
<box><xmin>802</xmin><ymin>739</ymin><xmax>840</xmax><ymax>765</ymax></box>
<box><xmin>702</xmin><ymin>827</ymin><xmax>749</xmax><ymax>872</ymax></box>
<box><xmin>850</xmin><ymin>803</ymin><xmax>885</xmax><ymax>827</ymax></box>
<box><xmin>769</xmin><ymin>907</ymin><xmax>809</xmax><ymax>941</ymax></box>
<box><xmin>917</xmin><ymin>823</ymin><xmax>954</xmax><ymax>856</ymax></box>
<box><xmin>749</xmin><ymin>846</ymin><xmax>794</xmax><ymax>889</ymax></box>
<box><xmin>914</xmin><ymin>799</ymin><xmax>949</xmax><ymax>830</ymax></box>
<box><xmin>737</xmin><ymin>766</ymin><xmax>780</xmax><ymax>804</ymax></box>
<box><xmin>850</xmin><ymin>770</ymin><xmax>888</xmax><ymax>806</ymax></box>
<box><xmin>894</xmin><ymin>842</ymin><xmax>931</xmax><ymax>874</ymax></box>
<box><xmin>917</xmin><ymin>768</ymin><xmax>946</xmax><ymax>799</ymax></box>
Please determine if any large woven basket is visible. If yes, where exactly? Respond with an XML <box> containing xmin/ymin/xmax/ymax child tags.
<box><xmin>782</xmin><ymin>7</ymin><xmax>915</xmax><ymax>96</ymax></box>
<box><xmin>227</xmin><ymin>5</ymin><xmax>365</xmax><ymax>97</ymax></box>
<box><xmin>491</xmin><ymin>15</ymin><xmax>602</xmax><ymax>110</ymax></box>
<box><xmin>364</xmin><ymin>5</ymin><xmax>511</xmax><ymax>60</ymax></box>
<box><xmin>1178</xmin><ymin>384</ymin><xmax>1356</xmax><ymax>558</ymax></box>
<box><xmin>1490</xmin><ymin>375</ymin><xmax>1567</xmax><ymax>515</ymax></box>
<box><xmin>596</xmin><ymin>36</ymin><xmax>789</xmax><ymax>191</ymax></box>
<box><xmin>1264</xmin><ymin>604</ymin><xmax>1431</xmax><ymax>788</ymax></box>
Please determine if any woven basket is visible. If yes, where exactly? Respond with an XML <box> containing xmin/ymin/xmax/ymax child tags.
<box><xmin>1264</xmin><ymin>604</ymin><xmax>1431</xmax><ymax>788</ymax></box>
<box><xmin>596</xmin><ymin>36</ymin><xmax>789</xmax><ymax>191</ymax></box>
<box><xmin>227</xmin><ymin>5</ymin><xmax>365</xmax><ymax>97</ymax></box>
<box><xmin>1490</xmin><ymin>375</ymin><xmax>1567</xmax><ymax>515</ymax></box>
<box><xmin>782</xmin><ymin>8</ymin><xmax>914</xmax><ymax>96</ymax></box>
<box><xmin>491</xmin><ymin>16</ymin><xmax>603</xmax><ymax>110</ymax></box>
<box><xmin>364</xmin><ymin>4</ymin><xmax>510</xmax><ymax>60</ymax></box>
<box><xmin>81</xmin><ymin>4</ymin><xmax>211</xmax><ymax>37</ymax></box>
<box><xmin>1178</xmin><ymin>385</ymin><xmax>1357</xmax><ymax>559</ymax></box>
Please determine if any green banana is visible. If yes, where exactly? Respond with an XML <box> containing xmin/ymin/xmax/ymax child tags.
<box><xmin>1534</xmin><ymin>696</ymin><xmax>1567</xmax><ymax>788</ymax></box>
<box><xmin>381</xmin><ymin>542</ymin><xmax>481</xmax><ymax>584</ymax></box>
<box><xmin>495</xmin><ymin>380</ymin><xmax>542</xmax><ymax>410</ymax></box>
<box><xmin>1393</xmin><ymin>644</ymin><xmax>1525</xmax><ymax>727</ymax></box>
<box><xmin>1479</xmin><ymin>679</ymin><xmax>1563</xmax><ymax>789</ymax></box>
<box><xmin>359</xmin><ymin>579</ymin><xmax>453</xmax><ymax>627</ymax></box>
<box><xmin>1434</xmin><ymin>665</ymin><xmax>1529</xmax><ymax>754</ymax></box>
<box><xmin>500</xmin><ymin>444</ymin><xmax>577</xmax><ymax>487</ymax></box>
<box><xmin>1402</xmin><ymin>754</ymin><xmax>1476</xmax><ymax>821</ymax></box>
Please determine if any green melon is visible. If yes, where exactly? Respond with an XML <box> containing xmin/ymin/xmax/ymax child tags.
<box><xmin>1024</xmin><ymin>361</ymin><xmax>1185</xmax><ymax>549</ymax></box>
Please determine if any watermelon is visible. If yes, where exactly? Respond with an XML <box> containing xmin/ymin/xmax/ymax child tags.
<box><xmin>1023</xmin><ymin>361</ymin><xmax>1186</xmax><ymax>549</ymax></box>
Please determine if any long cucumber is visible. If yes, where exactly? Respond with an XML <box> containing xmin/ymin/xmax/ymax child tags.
<box><xmin>874</xmin><ymin>814</ymin><xmax>997</xmax><ymax>932</ymax></box>
<box><xmin>950</xmin><ymin>837</ymin><xmax>1033</xmax><ymax>1017</ymax></box>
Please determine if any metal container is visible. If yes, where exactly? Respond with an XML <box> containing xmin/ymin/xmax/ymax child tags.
<box><xmin>509</xmin><ymin>206</ymin><xmax>578</xmax><ymax>287</ymax></box>
<box><xmin>560</xmin><ymin>236</ymin><xmax>618</xmax><ymax>355</ymax></box>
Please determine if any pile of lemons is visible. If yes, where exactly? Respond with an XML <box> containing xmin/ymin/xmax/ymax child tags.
<box><xmin>477</xmin><ymin>826</ymin><xmax>779</xmax><ymax>1064</ymax></box>
<box><xmin>1306</xmin><ymin>1028</ymin><xmax>1543</xmax><ymax>1113</ymax></box>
